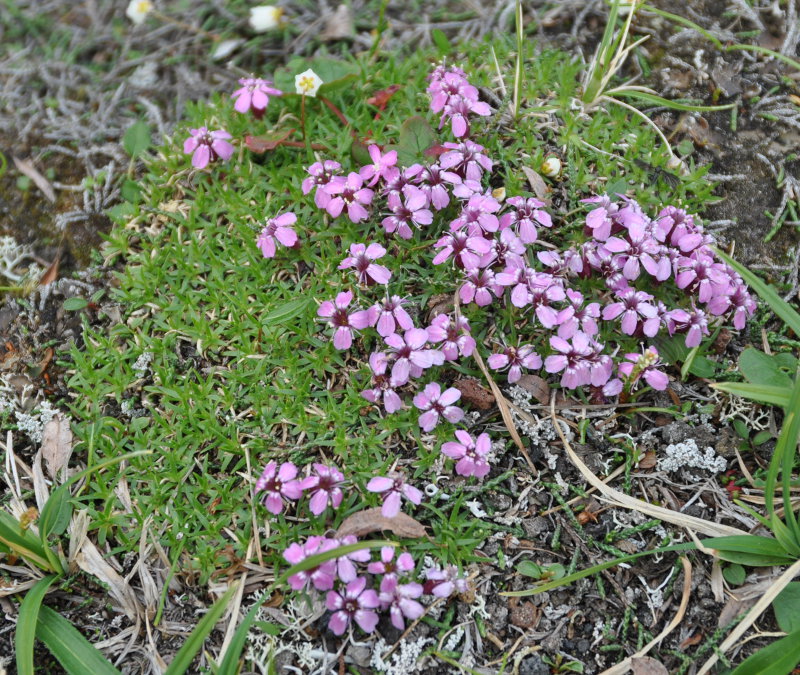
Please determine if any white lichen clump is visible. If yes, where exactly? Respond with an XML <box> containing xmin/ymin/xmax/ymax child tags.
<box><xmin>370</xmin><ymin>636</ymin><xmax>434</xmax><ymax>674</ymax></box>
<box><xmin>14</xmin><ymin>399</ymin><xmax>58</xmax><ymax>444</ymax></box>
<box><xmin>132</xmin><ymin>351</ymin><xmax>154</xmax><ymax>378</ymax></box>
<box><xmin>0</xmin><ymin>235</ymin><xmax>34</xmax><ymax>282</ymax></box>
<box><xmin>658</xmin><ymin>439</ymin><xmax>727</xmax><ymax>478</ymax></box>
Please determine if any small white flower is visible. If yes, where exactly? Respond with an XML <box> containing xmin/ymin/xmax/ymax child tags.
<box><xmin>541</xmin><ymin>156</ymin><xmax>562</xmax><ymax>178</ymax></box>
<box><xmin>249</xmin><ymin>5</ymin><xmax>283</xmax><ymax>32</ymax></box>
<box><xmin>295</xmin><ymin>68</ymin><xmax>323</xmax><ymax>97</ymax></box>
<box><xmin>126</xmin><ymin>0</ymin><xmax>153</xmax><ymax>24</ymax></box>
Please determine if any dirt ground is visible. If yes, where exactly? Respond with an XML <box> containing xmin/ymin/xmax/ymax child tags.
<box><xmin>1</xmin><ymin>1</ymin><xmax>799</xmax><ymax>673</ymax></box>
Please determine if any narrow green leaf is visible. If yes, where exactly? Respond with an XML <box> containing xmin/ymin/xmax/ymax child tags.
<box><xmin>63</xmin><ymin>297</ymin><xmax>88</xmax><ymax>311</ymax></box>
<box><xmin>613</xmin><ymin>89</ymin><xmax>736</xmax><ymax>111</ymax></box>
<box><xmin>711</xmin><ymin>382</ymin><xmax>791</xmax><ymax>408</ymax></box>
<box><xmin>164</xmin><ymin>587</ymin><xmax>236</xmax><ymax>675</ymax></box>
<box><xmin>770</xmin><ymin>514</ymin><xmax>800</xmax><ymax>557</ymax></box>
<box><xmin>502</xmin><ymin>542</ymin><xmax>697</xmax><ymax>597</ymax></box>
<box><xmin>16</xmin><ymin>575</ymin><xmax>60</xmax><ymax>675</ymax></box>
<box><xmin>431</xmin><ymin>28</ymin><xmax>452</xmax><ymax>55</ymax></box>
<box><xmin>773</xmin><ymin>583</ymin><xmax>800</xmax><ymax>634</ymax></box>
<box><xmin>122</xmin><ymin>120</ymin><xmax>151</xmax><ymax>157</ymax></box>
<box><xmin>262</xmin><ymin>297</ymin><xmax>311</xmax><ymax>328</ymax></box>
<box><xmin>715</xmin><ymin>249</ymin><xmax>800</xmax><ymax>336</ymax></box>
<box><xmin>39</xmin><ymin>485</ymin><xmax>73</xmax><ymax>539</ymax></box>
<box><xmin>36</xmin><ymin>606</ymin><xmax>121</xmax><ymax>674</ymax></box>
<box><xmin>701</xmin><ymin>535</ymin><xmax>796</xmax><ymax>566</ymax></box>
<box><xmin>731</xmin><ymin>629</ymin><xmax>800</xmax><ymax>675</ymax></box>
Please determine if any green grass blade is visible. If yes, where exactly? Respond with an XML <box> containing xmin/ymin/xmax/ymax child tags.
<box><xmin>36</xmin><ymin>606</ymin><xmax>121</xmax><ymax>674</ymax></box>
<box><xmin>16</xmin><ymin>575</ymin><xmax>60</xmax><ymax>675</ymax></box>
<box><xmin>501</xmin><ymin>542</ymin><xmax>697</xmax><ymax>597</ymax></box>
<box><xmin>714</xmin><ymin>249</ymin><xmax>800</xmax><ymax>335</ymax></box>
<box><xmin>776</xmin><ymin>376</ymin><xmax>800</xmax><ymax>539</ymax></box>
<box><xmin>612</xmin><ymin>89</ymin><xmax>735</xmax><ymax>111</ymax></box>
<box><xmin>731</xmin><ymin>628</ymin><xmax>800</xmax><ymax>675</ymax></box>
<box><xmin>164</xmin><ymin>587</ymin><xmax>236</xmax><ymax>675</ymax></box>
<box><xmin>701</xmin><ymin>535</ymin><xmax>796</xmax><ymax>566</ymax></box>
<box><xmin>726</xmin><ymin>44</ymin><xmax>800</xmax><ymax>73</ymax></box>
<box><xmin>710</xmin><ymin>382</ymin><xmax>791</xmax><ymax>408</ymax></box>
<box><xmin>0</xmin><ymin>511</ymin><xmax>55</xmax><ymax>572</ymax></box>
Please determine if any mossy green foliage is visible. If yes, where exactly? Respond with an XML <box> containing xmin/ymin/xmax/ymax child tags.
<box><xmin>67</xmin><ymin>39</ymin><xmax>717</xmax><ymax>581</ymax></box>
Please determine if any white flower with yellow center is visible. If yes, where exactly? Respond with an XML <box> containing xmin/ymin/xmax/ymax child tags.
<box><xmin>249</xmin><ymin>5</ymin><xmax>283</xmax><ymax>32</ymax></box>
<box><xmin>295</xmin><ymin>69</ymin><xmax>323</xmax><ymax>97</ymax></box>
<box><xmin>126</xmin><ymin>0</ymin><xmax>153</xmax><ymax>24</ymax></box>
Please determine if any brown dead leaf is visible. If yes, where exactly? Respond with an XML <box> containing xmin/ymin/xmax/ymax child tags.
<box><xmin>453</xmin><ymin>377</ymin><xmax>495</xmax><ymax>410</ymax></box>
<box><xmin>40</xmin><ymin>413</ymin><xmax>73</xmax><ymax>480</ymax></box>
<box><xmin>13</xmin><ymin>156</ymin><xmax>56</xmax><ymax>202</ymax></box>
<box><xmin>245</xmin><ymin>130</ymin><xmax>296</xmax><ymax>153</ymax></box>
<box><xmin>521</xmin><ymin>166</ymin><xmax>550</xmax><ymax>201</ymax></box>
<box><xmin>631</xmin><ymin>656</ymin><xmax>669</xmax><ymax>675</ymax></box>
<box><xmin>426</xmin><ymin>293</ymin><xmax>453</xmax><ymax>318</ymax></box>
<box><xmin>39</xmin><ymin>255</ymin><xmax>61</xmax><ymax>286</ymax></box>
<box><xmin>638</xmin><ymin>450</ymin><xmax>657</xmax><ymax>470</ymax></box>
<box><xmin>367</xmin><ymin>85</ymin><xmax>401</xmax><ymax>110</ymax></box>
<box><xmin>678</xmin><ymin>632</ymin><xmax>703</xmax><ymax>649</ymax></box>
<box><xmin>516</xmin><ymin>374</ymin><xmax>551</xmax><ymax>405</ymax></box>
<box><xmin>321</xmin><ymin>3</ymin><xmax>354</xmax><ymax>41</ymax></box>
<box><xmin>336</xmin><ymin>507</ymin><xmax>427</xmax><ymax>539</ymax></box>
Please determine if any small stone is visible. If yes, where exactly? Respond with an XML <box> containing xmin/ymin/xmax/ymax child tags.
<box><xmin>519</xmin><ymin>654</ymin><xmax>551</xmax><ymax>675</ymax></box>
<box><xmin>522</xmin><ymin>516</ymin><xmax>550</xmax><ymax>538</ymax></box>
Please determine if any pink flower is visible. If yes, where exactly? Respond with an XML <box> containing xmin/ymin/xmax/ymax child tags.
<box><xmin>373</xmin><ymin>296</ymin><xmax>414</xmax><ymax>337</ymax></box>
<box><xmin>359</xmin><ymin>145</ymin><xmax>398</xmax><ymax>186</ymax></box>
<box><xmin>339</xmin><ymin>242</ymin><xmax>392</xmax><ymax>285</ymax></box>
<box><xmin>459</xmin><ymin>268</ymin><xmax>497</xmax><ymax>307</ymax></box>
<box><xmin>707</xmin><ymin>280</ymin><xmax>755</xmax><ymax>330</ymax></box>
<box><xmin>602</xmin><ymin>220</ymin><xmax>666</xmax><ymax>281</ymax></box>
<box><xmin>426</xmin><ymin>314</ymin><xmax>475</xmax><ymax>361</ymax></box>
<box><xmin>544</xmin><ymin>333</ymin><xmax>593</xmax><ymax>389</ymax></box>
<box><xmin>500</xmin><ymin>196</ymin><xmax>552</xmax><ymax>243</ymax></box>
<box><xmin>323</xmin><ymin>172</ymin><xmax>374</xmax><ymax>222</ymax></box>
<box><xmin>416</xmin><ymin>163</ymin><xmax>460</xmax><ymax>210</ymax></box>
<box><xmin>302</xmin><ymin>160</ymin><xmax>341</xmax><ymax>208</ymax></box>
<box><xmin>256</xmin><ymin>212</ymin><xmax>298</xmax><ymax>258</ymax></box>
<box><xmin>379</xmin><ymin>576</ymin><xmax>424</xmax><ymax>630</ymax></box>
<box><xmin>674</xmin><ymin>305</ymin><xmax>710</xmax><ymax>348</ymax></box>
<box><xmin>231</xmin><ymin>77</ymin><xmax>282</xmax><ymax>117</ymax></box>
<box><xmin>299</xmin><ymin>464</ymin><xmax>345</xmax><ymax>516</ymax></box>
<box><xmin>487</xmin><ymin>343</ymin><xmax>542</xmax><ymax>383</ymax></box>
<box><xmin>183</xmin><ymin>127</ymin><xmax>234</xmax><ymax>169</ymax></box>
<box><xmin>442</xmin><ymin>430</ymin><xmax>491</xmax><ymax>478</ymax></box>
<box><xmin>618</xmin><ymin>347</ymin><xmax>669</xmax><ymax>391</ymax></box>
<box><xmin>440</xmin><ymin>94</ymin><xmax>492</xmax><ymax>138</ymax></box>
<box><xmin>361</xmin><ymin>351</ymin><xmax>404</xmax><ymax>414</ymax></box>
<box><xmin>557</xmin><ymin>288</ymin><xmax>600</xmax><ymax>339</ymax></box>
<box><xmin>332</xmin><ymin>535</ymin><xmax>372</xmax><ymax>583</ymax></box>
<box><xmin>366</xmin><ymin>474</ymin><xmax>423</xmax><ymax>518</ymax></box>
<box><xmin>413</xmin><ymin>382</ymin><xmax>464</xmax><ymax>431</ymax></box>
<box><xmin>450</xmin><ymin>193</ymin><xmax>501</xmax><ymax>236</ymax></box>
<box><xmin>602</xmin><ymin>287</ymin><xmax>658</xmax><ymax>336</ymax></box>
<box><xmin>382</xmin><ymin>185</ymin><xmax>433</xmax><ymax>239</ymax></box>
<box><xmin>284</xmin><ymin>536</ymin><xmax>337</xmax><ymax>591</ymax></box>
<box><xmin>368</xmin><ymin>546</ymin><xmax>415</xmax><ymax>578</ymax></box>
<box><xmin>432</xmin><ymin>230</ymin><xmax>493</xmax><ymax>268</ymax></box>
<box><xmin>439</xmin><ymin>140</ymin><xmax>493</xmax><ymax>182</ymax></box>
<box><xmin>326</xmin><ymin>577</ymin><xmax>380</xmax><ymax>635</ymax></box>
<box><xmin>676</xmin><ymin>253</ymin><xmax>730</xmax><ymax>303</ymax></box>
<box><xmin>385</xmin><ymin>328</ymin><xmax>444</xmax><ymax>385</ymax></box>
<box><xmin>424</xmin><ymin>564</ymin><xmax>469</xmax><ymax>598</ymax></box>
<box><xmin>317</xmin><ymin>291</ymin><xmax>374</xmax><ymax>350</ymax></box>
<box><xmin>255</xmin><ymin>461</ymin><xmax>303</xmax><ymax>515</ymax></box>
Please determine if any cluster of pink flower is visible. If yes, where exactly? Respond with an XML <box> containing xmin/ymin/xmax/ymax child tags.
<box><xmin>282</xmin><ymin>537</ymin><xmax>467</xmax><ymax>635</ymax></box>
<box><xmin>427</xmin><ymin>64</ymin><xmax>492</xmax><ymax>138</ymax></box>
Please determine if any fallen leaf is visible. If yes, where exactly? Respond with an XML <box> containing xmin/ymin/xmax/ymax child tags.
<box><xmin>245</xmin><ymin>130</ymin><xmax>296</xmax><ymax>153</ymax></box>
<box><xmin>336</xmin><ymin>507</ymin><xmax>427</xmax><ymax>539</ymax></box>
<box><xmin>367</xmin><ymin>85</ymin><xmax>401</xmax><ymax>110</ymax></box>
<box><xmin>39</xmin><ymin>254</ymin><xmax>60</xmax><ymax>286</ymax></box>
<box><xmin>678</xmin><ymin>632</ymin><xmax>703</xmax><ymax>649</ymax></box>
<box><xmin>454</xmin><ymin>377</ymin><xmax>495</xmax><ymax>410</ymax></box>
<box><xmin>521</xmin><ymin>166</ymin><xmax>550</xmax><ymax>201</ymax></box>
<box><xmin>631</xmin><ymin>656</ymin><xmax>669</xmax><ymax>675</ymax></box>
<box><xmin>320</xmin><ymin>4</ymin><xmax>354</xmax><ymax>41</ymax></box>
<box><xmin>516</xmin><ymin>374</ymin><xmax>551</xmax><ymax>405</ymax></box>
<box><xmin>13</xmin><ymin>156</ymin><xmax>56</xmax><ymax>202</ymax></box>
<box><xmin>638</xmin><ymin>450</ymin><xmax>657</xmax><ymax>470</ymax></box>
<box><xmin>212</xmin><ymin>38</ymin><xmax>244</xmax><ymax>61</ymax></box>
<box><xmin>40</xmin><ymin>413</ymin><xmax>73</xmax><ymax>480</ymax></box>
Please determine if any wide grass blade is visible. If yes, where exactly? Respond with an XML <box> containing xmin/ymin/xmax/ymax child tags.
<box><xmin>36</xmin><ymin>605</ymin><xmax>121</xmax><ymax>674</ymax></box>
<box><xmin>710</xmin><ymin>382</ymin><xmax>791</xmax><ymax>408</ymax></box>
<box><xmin>612</xmin><ymin>88</ymin><xmax>735</xmax><ymax>111</ymax></box>
<box><xmin>730</xmin><ymin>628</ymin><xmax>800</xmax><ymax>675</ymax></box>
<box><xmin>16</xmin><ymin>575</ymin><xmax>60</xmax><ymax>675</ymax></box>
<box><xmin>0</xmin><ymin>511</ymin><xmax>54</xmax><ymax>572</ymax></box>
<box><xmin>164</xmin><ymin>587</ymin><xmax>236</xmax><ymax>675</ymax></box>
<box><xmin>501</xmin><ymin>542</ymin><xmax>696</xmax><ymax>597</ymax></box>
<box><xmin>701</xmin><ymin>535</ymin><xmax>796</xmax><ymax>566</ymax></box>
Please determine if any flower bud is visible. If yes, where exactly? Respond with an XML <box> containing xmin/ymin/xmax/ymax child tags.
<box><xmin>541</xmin><ymin>156</ymin><xmax>562</xmax><ymax>178</ymax></box>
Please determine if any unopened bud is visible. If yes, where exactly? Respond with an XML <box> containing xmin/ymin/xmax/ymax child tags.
<box><xmin>541</xmin><ymin>156</ymin><xmax>562</xmax><ymax>178</ymax></box>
